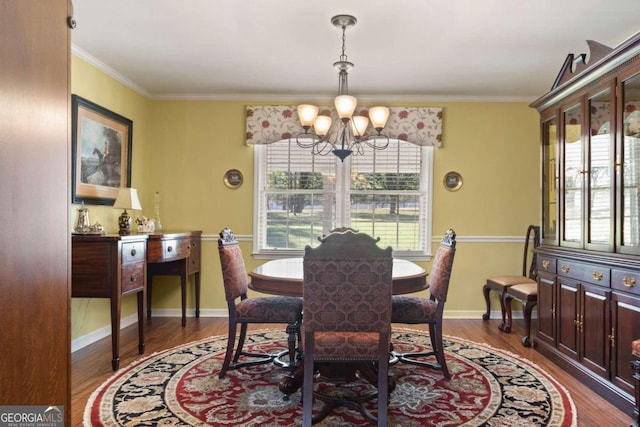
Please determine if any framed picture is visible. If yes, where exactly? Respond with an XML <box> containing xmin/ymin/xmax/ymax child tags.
<box><xmin>71</xmin><ymin>95</ymin><xmax>133</xmax><ymax>204</ymax></box>
<box><xmin>443</xmin><ymin>171</ymin><xmax>463</xmax><ymax>191</ymax></box>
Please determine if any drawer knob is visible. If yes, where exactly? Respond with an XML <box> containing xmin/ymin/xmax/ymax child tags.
<box><xmin>542</xmin><ymin>260</ymin><xmax>550</xmax><ymax>270</ymax></box>
<box><xmin>130</xmin><ymin>275</ymin><xmax>136</xmax><ymax>282</ymax></box>
<box><xmin>167</xmin><ymin>246</ymin><xmax>173</xmax><ymax>253</ymax></box>
<box><xmin>592</xmin><ymin>271</ymin><xmax>603</xmax><ymax>282</ymax></box>
<box><xmin>623</xmin><ymin>276</ymin><xmax>637</xmax><ymax>288</ymax></box>
<box><xmin>130</xmin><ymin>248</ymin><xmax>137</xmax><ymax>256</ymax></box>
<box><xmin>561</xmin><ymin>264</ymin><xmax>570</xmax><ymax>274</ymax></box>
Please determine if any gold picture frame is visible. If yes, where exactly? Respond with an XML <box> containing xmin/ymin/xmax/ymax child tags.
<box><xmin>224</xmin><ymin>169</ymin><xmax>243</xmax><ymax>189</ymax></box>
<box><xmin>443</xmin><ymin>171</ymin><xmax>463</xmax><ymax>191</ymax></box>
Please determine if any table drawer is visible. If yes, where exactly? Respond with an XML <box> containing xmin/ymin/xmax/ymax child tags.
<box><xmin>537</xmin><ymin>256</ymin><xmax>556</xmax><ymax>274</ymax></box>
<box><xmin>611</xmin><ymin>269</ymin><xmax>640</xmax><ymax>295</ymax></box>
<box><xmin>122</xmin><ymin>263</ymin><xmax>145</xmax><ymax>294</ymax></box>
<box><xmin>122</xmin><ymin>241</ymin><xmax>146</xmax><ymax>265</ymax></box>
<box><xmin>147</xmin><ymin>237</ymin><xmax>190</xmax><ymax>262</ymax></box>
<box><xmin>557</xmin><ymin>260</ymin><xmax>610</xmax><ymax>286</ymax></box>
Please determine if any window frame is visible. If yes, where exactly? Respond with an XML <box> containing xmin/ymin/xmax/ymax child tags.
<box><xmin>253</xmin><ymin>141</ymin><xmax>433</xmax><ymax>260</ymax></box>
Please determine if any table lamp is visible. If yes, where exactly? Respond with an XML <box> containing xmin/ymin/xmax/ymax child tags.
<box><xmin>113</xmin><ymin>187</ymin><xmax>142</xmax><ymax>235</ymax></box>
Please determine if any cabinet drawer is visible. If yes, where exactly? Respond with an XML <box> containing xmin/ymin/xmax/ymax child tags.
<box><xmin>122</xmin><ymin>263</ymin><xmax>144</xmax><ymax>294</ymax></box>
<box><xmin>537</xmin><ymin>256</ymin><xmax>556</xmax><ymax>274</ymax></box>
<box><xmin>122</xmin><ymin>241</ymin><xmax>146</xmax><ymax>265</ymax></box>
<box><xmin>611</xmin><ymin>269</ymin><xmax>640</xmax><ymax>295</ymax></box>
<box><xmin>557</xmin><ymin>260</ymin><xmax>610</xmax><ymax>286</ymax></box>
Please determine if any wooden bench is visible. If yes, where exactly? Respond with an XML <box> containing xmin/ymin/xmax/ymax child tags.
<box><xmin>502</xmin><ymin>281</ymin><xmax>537</xmax><ymax>347</ymax></box>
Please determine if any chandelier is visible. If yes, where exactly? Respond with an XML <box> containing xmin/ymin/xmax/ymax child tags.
<box><xmin>296</xmin><ymin>15</ymin><xmax>390</xmax><ymax>161</ymax></box>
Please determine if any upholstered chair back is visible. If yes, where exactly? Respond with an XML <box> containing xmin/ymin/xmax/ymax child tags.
<box><xmin>218</xmin><ymin>228</ymin><xmax>249</xmax><ymax>301</ymax></box>
<box><xmin>427</xmin><ymin>229</ymin><xmax>456</xmax><ymax>303</ymax></box>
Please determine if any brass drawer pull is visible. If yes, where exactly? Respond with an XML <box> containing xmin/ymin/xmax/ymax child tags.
<box><xmin>542</xmin><ymin>260</ymin><xmax>550</xmax><ymax>270</ymax></box>
<box><xmin>622</xmin><ymin>276</ymin><xmax>637</xmax><ymax>288</ymax></box>
<box><xmin>561</xmin><ymin>264</ymin><xmax>570</xmax><ymax>274</ymax></box>
<box><xmin>592</xmin><ymin>271</ymin><xmax>603</xmax><ymax>282</ymax></box>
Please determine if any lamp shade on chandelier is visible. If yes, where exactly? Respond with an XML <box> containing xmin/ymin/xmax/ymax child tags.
<box><xmin>296</xmin><ymin>14</ymin><xmax>390</xmax><ymax>161</ymax></box>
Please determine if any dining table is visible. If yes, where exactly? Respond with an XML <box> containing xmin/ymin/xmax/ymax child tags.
<box><xmin>248</xmin><ymin>257</ymin><xmax>428</xmax><ymax>397</ymax></box>
<box><xmin>249</xmin><ymin>257</ymin><xmax>428</xmax><ymax>297</ymax></box>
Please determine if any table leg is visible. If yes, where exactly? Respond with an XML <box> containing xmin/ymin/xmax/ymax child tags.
<box><xmin>180</xmin><ymin>271</ymin><xmax>187</xmax><ymax>327</ymax></box>
<box><xmin>137</xmin><ymin>290</ymin><xmax>145</xmax><ymax>354</ymax></box>
<box><xmin>194</xmin><ymin>271</ymin><xmax>201</xmax><ymax>318</ymax></box>
<box><xmin>146</xmin><ymin>276</ymin><xmax>153</xmax><ymax>319</ymax></box>
<box><xmin>110</xmin><ymin>293</ymin><xmax>121</xmax><ymax>371</ymax></box>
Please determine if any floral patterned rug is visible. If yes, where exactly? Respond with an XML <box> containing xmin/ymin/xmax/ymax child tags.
<box><xmin>85</xmin><ymin>329</ymin><xmax>577</xmax><ymax>426</ymax></box>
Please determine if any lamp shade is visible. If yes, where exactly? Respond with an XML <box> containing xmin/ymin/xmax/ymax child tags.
<box><xmin>113</xmin><ymin>188</ymin><xmax>142</xmax><ymax>210</ymax></box>
<box><xmin>297</xmin><ymin>105</ymin><xmax>319</xmax><ymax>127</ymax></box>
<box><xmin>334</xmin><ymin>95</ymin><xmax>357</xmax><ymax>119</ymax></box>
<box><xmin>369</xmin><ymin>106</ymin><xmax>390</xmax><ymax>130</ymax></box>
<box><xmin>313</xmin><ymin>115</ymin><xmax>333</xmax><ymax>136</ymax></box>
<box><xmin>350</xmin><ymin>115</ymin><xmax>369</xmax><ymax>137</ymax></box>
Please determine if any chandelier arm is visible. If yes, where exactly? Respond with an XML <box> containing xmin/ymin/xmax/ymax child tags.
<box><xmin>295</xmin><ymin>131</ymin><xmax>322</xmax><ymax>148</ymax></box>
<box><xmin>363</xmin><ymin>134</ymin><xmax>391</xmax><ymax>150</ymax></box>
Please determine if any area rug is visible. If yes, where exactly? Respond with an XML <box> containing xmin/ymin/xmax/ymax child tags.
<box><xmin>85</xmin><ymin>329</ymin><xmax>577</xmax><ymax>426</ymax></box>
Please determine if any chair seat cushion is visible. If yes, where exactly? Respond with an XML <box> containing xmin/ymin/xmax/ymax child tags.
<box><xmin>236</xmin><ymin>296</ymin><xmax>302</xmax><ymax>323</ymax></box>
<box><xmin>391</xmin><ymin>296</ymin><xmax>437</xmax><ymax>323</ymax></box>
<box><xmin>633</xmin><ymin>339</ymin><xmax>640</xmax><ymax>358</ymax></box>
<box><xmin>507</xmin><ymin>282</ymin><xmax>538</xmax><ymax>301</ymax></box>
<box><xmin>487</xmin><ymin>275</ymin><xmax>536</xmax><ymax>288</ymax></box>
<box><xmin>310</xmin><ymin>331</ymin><xmax>383</xmax><ymax>360</ymax></box>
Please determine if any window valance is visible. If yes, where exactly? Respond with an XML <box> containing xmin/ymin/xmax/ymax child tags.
<box><xmin>246</xmin><ymin>105</ymin><xmax>443</xmax><ymax>148</ymax></box>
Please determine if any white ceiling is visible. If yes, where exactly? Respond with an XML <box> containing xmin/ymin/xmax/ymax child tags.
<box><xmin>71</xmin><ymin>0</ymin><xmax>640</xmax><ymax>102</ymax></box>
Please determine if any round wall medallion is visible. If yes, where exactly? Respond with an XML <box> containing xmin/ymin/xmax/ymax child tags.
<box><xmin>443</xmin><ymin>171</ymin><xmax>463</xmax><ymax>191</ymax></box>
<box><xmin>223</xmin><ymin>169</ymin><xmax>243</xmax><ymax>189</ymax></box>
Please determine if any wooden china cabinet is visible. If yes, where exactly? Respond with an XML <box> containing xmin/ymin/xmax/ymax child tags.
<box><xmin>531</xmin><ymin>33</ymin><xmax>640</xmax><ymax>415</ymax></box>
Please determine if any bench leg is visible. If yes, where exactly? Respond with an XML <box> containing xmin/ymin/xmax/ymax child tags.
<box><xmin>521</xmin><ymin>300</ymin><xmax>537</xmax><ymax>347</ymax></box>
<box><xmin>482</xmin><ymin>284</ymin><xmax>491</xmax><ymax>320</ymax></box>
<box><xmin>499</xmin><ymin>293</ymin><xmax>512</xmax><ymax>333</ymax></box>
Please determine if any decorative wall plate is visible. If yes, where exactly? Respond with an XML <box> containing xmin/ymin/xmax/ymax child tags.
<box><xmin>443</xmin><ymin>171</ymin><xmax>463</xmax><ymax>191</ymax></box>
<box><xmin>223</xmin><ymin>169</ymin><xmax>243</xmax><ymax>189</ymax></box>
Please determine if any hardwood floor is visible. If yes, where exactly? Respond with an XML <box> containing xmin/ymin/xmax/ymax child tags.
<box><xmin>71</xmin><ymin>317</ymin><xmax>633</xmax><ymax>426</ymax></box>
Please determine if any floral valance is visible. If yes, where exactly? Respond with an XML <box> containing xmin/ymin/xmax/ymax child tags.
<box><xmin>246</xmin><ymin>105</ymin><xmax>443</xmax><ymax>148</ymax></box>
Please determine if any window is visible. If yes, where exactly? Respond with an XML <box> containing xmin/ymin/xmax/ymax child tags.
<box><xmin>253</xmin><ymin>139</ymin><xmax>433</xmax><ymax>259</ymax></box>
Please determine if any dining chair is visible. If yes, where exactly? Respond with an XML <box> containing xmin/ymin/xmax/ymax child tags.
<box><xmin>390</xmin><ymin>229</ymin><xmax>456</xmax><ymax>379</ymax></box>
<box><xmin>482</xmin><ymin>224</ymin><xmax>540</xmax><ymax>328</ymax></box>
<box><xmin>217</xmin><ymin>228</ymin><xmax>302</xmax><ymax>388</ymax></box>
<box><xmin>302</xmin><ymin>228</ymin><xmax>393</xmax><ymax>426</ymax></box>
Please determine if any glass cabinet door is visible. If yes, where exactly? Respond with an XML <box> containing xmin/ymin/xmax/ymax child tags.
<box><xmin>621</xmin><ymin>72</ymin><xmax>640</xmax><ymax>252</ymax></box>
<box><xmin>587</xmin><ymin>88</ymin><xmax>613</xmax><ymax>250</ymax></box>
<box><xmin>542</xmin><ymin>116</ymin><xmax>558</xmax><ymax>244</ymax></box>
<box><xmin>562</xmin><ymin>104</ymin><xmax>583</xmax><ymax>246</ymax></box>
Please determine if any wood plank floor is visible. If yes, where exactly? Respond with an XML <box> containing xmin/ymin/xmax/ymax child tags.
<box><xmin>71</xmin><ymin>317</ymin><xmax>634</xmax><ymax>426</ymax></box>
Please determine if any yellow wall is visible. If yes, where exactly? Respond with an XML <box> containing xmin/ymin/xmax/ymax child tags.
<box><xmin>70</xmin><ymin>56</ymin><xmax>540</xmax><ymax>341</ymax></box>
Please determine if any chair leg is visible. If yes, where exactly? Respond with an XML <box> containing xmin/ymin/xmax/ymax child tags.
<box><xmin>232</xmin><ymin>323</ymin><xmax>248</xmax><ymax>362</ymax></box>
<box><xmin>219</xmin><ymin>321</ymin><xmax>237</xmax><ymax>378</ymax></box>
<box><xmin>302</xmin><ymin>337</ymin><xmax>314</xmax><ymax>427</ymax></box>
<box><xmin>482</xmin><ymin>283</ymin><xmax>491</xmax><ymax>320</ymax></box>
<box><xmin>430</xmin><ymin>322</ymin><xmax>450</xmax><ymax>380</ymax></box>
<box><xmin>521</xmin><ymin>301</ymin><xmax>537</xmax><ymax>347</ymax></box>
<box><xmin>377</xmin><ymin>352</ymin><xmax>389</xmax><ymax>426</ymax></box>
